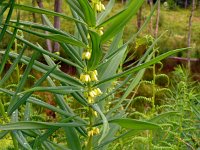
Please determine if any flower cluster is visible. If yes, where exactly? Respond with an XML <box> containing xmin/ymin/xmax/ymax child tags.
<box><xmin>91</xmin><ymin>0</ymin><xmax>105</xmax><ymax>12</ymax></box>
<box><xmin>87</xmin><ymin>88</ymin><xmax>102</xmax><ymax>103</ymax></box>
<box><xmin>88</xmin><ymin>127</ymin><xmax>100</xmax><ymax>136</ymax></box>
<box><xmin>80</xmin><ymin>70</ymin><xmax>98</xmax><ymax>83</ymax></box>
<box><xmin>84</xmin><ymin>87</ymin><xmax>102</xmax><ymax>104</ymax></box>
<box><xmin>80</xmin><ymin>69</ymin><xmax>102</xmax><ymax>104</ymax></box>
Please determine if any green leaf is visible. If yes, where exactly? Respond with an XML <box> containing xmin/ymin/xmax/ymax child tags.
<box><xmin>150</xmin><ymin>111</ymin><xmax>180</xmax><ymax>122</ymax></box>
<box><xmin>109</xmin><ymin>118</ymin><xmax>161</xmax><ymax>130</ymax></box>
<box><xmin>0</xmin><ymin>121</ymin><xmax>85</xmax><ymax>130</ymax></box>
<box><xmin>70</xmin><ymin>9</ymin><xmax>88</xmax><ymax>45</ymax></box>
<box><xmin>77</xmin><ymin>0</ymin><xmax>96</xmax><ymax>26</ymax></box>
<box><xmin>97</xmin><ymin>0</ymin><xmax>115</xmax><ymax>25</ymax></box>
<box><xmin>0</xmin><ymin>45</ymin><xmax>26</xmax><ymax>86</ymax></box>
<box><xmin>8</xmin><ymin>65</ymin><xmax>57</xmax><ymax>115</ymax></box>
<box><xmin>0</xmin><ymin>0</ymin><xmax>14</xmax><ymax>43</ymax></box>
<box><xmin>0</xmin><ymin>3</ymin><xmax>86</xmax><ymax>25</ymax></box>
<box><xmin>7</xmin><ymin>51</ymin><xmax>41</xmax><ymax>115</ymax></box>
<box><xmin>20</xmin><ymin>86</ymin><xmax>83</xmax><ymax>95</ymax></box>
<box><xmin>38</xmin><ymin>15</ymin><xmax>85</xmax><ymax>68</ymax></box>
<box><xmin>95</xmin><ymin>48</ymin><xmax>189</xmax><ymax>86</ymax></box>
<box><xmin>0</xmin><ymin>0</ymin><xmax>15</xmax><ymax>75</ymax></box>
<box><xmin>0</xmin><ymin>51</ymin><xmax>83</xmax><ymax>87</ymax></box>
<box><xmin>2</xmin><ymin>29</ymin><xmax>82</xmax><ymax>69</ymax></box>
<box><xmin>0</xmin><ymin>131</ymin><xmax>9</xmax><ymax>139</ymax></box>
<box><xmin>0</xmin><ymin>14</ymin><xmax>18</xmax><ymax>75</ymax></box>
<box><xmin>65</xmin><ymin>0</ymin><xmax>84</xmax><ymax>20</ymax></box>
<box><xmin>100</xmin><ymin>0</ymin><xmax>144</xmax><ymax>42</ymax></box>
<box><xmin>13</xmin><ymin>131</ymin><xmax>32</xmax><ymax>150</ymax></box>
<box><xmin>88</xmin><ymin>30</ymin><xmax>102</xmax><ymax>70</ymax></box>
<box><xmin>8</xmin><ymin>24</ymin><xmax>87</xmax><ymax>48</ymax></box>
<box><xmin>93</xmin><ymin>104</ymin><xmax>109</xmax><ymax>144</ymax></box>
<box><xmin>0</xmin><ymin>88</ymin><xmax>81</xmax><ymax>121</ymax></box>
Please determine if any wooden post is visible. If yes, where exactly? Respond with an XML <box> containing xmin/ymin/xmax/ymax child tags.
<box><xmin>36</xmin><ymin>0</ymin><xmax>53</xmax><ymax>52</ymax></box>
<box><xmin>53</xmin><ymin>0</ymin><xmax>62</xmax><ymax>52</ymax></box>
<box><xmin>154</xmin><ymin>0</ymin><xmax>160</xmax><ymax>38</ymax></box>
<box><xmin>187</xmin><ymin>0</ymin><xmax>195</xmax><ymax>72</ymax></box>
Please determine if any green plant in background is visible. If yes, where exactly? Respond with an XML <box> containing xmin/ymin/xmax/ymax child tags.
<box><xmin>116</xmin><ymin>35</ymin><xmax>174</xmax><ymax>149</ymax></box>
<box><xmin>166</xmin><ymin>0</ymin><xmax>177</xmax><ymax>10</ymax></box>
<box><xmin>0</xmin><ymin>0</ymin><xmax>189</xmax><ymax>149</ymax></box>
<box><xmin>167</xmin><ymin>66</ymin><xmax>200</xmax><ymax>149</ymax></box>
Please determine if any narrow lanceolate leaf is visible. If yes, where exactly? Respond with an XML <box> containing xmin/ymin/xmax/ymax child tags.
<box><xmin>13</xmin><ymin>131</ymin><xmax>32</xmax><ymax>150</ymax></box>
<box><xmin>0</xmin><ymin>88</ymin><xmax>77</xmax><ymax>119</ymax></box>
<box><xmin>0</xmin><ymin>0</ymin><xmax>14</xmax><ymax>42</ymax></box>
<box><xmin>0</xmin><ymin>131</ymin><xmax>9</xmax><ymax>139</ymax></box>
<box><xmin>0</xmin><ymin>51</ymin><xmax>83</xmax><ymax>87</ymax></box>
<box><xmin>20</xmin><ymin>86</ymin><xmax>83</xmax><ymax>95</ymax></box>
<box><xmin>96</xmin><ymin>48</ymin><xmax>189</xmax><ymax>86</ymax></box>
<box><xmin>2</xmin><ymin>28</ymin><xmax>82</xmax><ymax>69</ymax></box>
<box><xmin>77</xmin><ymin>0</ymin><xmax>96</xmax><ymax>26</ymax></box>
<box><xmin>0</xmin><ymin>15</ymin><xmax>18</xmax><ymax>75</ymax></box>
<box><xmin>88</xmin><ymin>30</ymin><xmax>102</xmax><ymax>70</ymax></box>
<box><xmin>8</xmin><ymin>25</ymin><xmax>87</xmax><ymax>48</ymax></box>
<box><xmin>0</xmin><ymin>0</ymin><xmax>15</xmax><ymax>75</ymax></box>
<box><xmin>8</xmin><ymin>51</ymin><xmax>40</xmax><ymax>115</ymax></box>
<box><xmin>66</xmin><ymin>0</ymin><xmax>85</xmax><ymax>21</ymax></box>
<box><xmin>93</xmin><ymin>104</ymin><xmax>110</xmax><ymax>144</ymax></box>
<box><xmin>109</xmin><ymin>118</ymin><xmax>161</xmax><ymax>130</ymax></box>
<box><xmin>0</xmin><ymin>45</ymin><xmax>26</xmax><ymax>86</ymax></box>
<box><xmin>0</xmin><ymin>3</ymin><xmax>86</xmax><ymax>25</ymax></box>
<box><xmin>0</xmin><ymin>121</ymin><xmax>85</xmax><ymax>130</ymax></box>
<box><xmin>97</xmin><ymin>0</ymin><xmax>115</xmax><ymax>25</ymax></box>
<box><xmin>100</xmin><ymin>0</ymin><xmax>144</xmax><ymax>42</ymax></box>
<box><xmin>8</xmin><ymin>65</ymin><xmax>57</xmax><ymax>115</ymax></box>
<box><xmin>150</xmin><ymin>111</ymin><xmax>180</xmax><ymax>122</ymax></box>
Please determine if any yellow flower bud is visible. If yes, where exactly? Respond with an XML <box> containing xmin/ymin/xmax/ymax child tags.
<box><xmin>54</xmin><ymin>51</ymin><xmax>60</xmax><ymax>56</ymax></box>
<box><xmin>101</xmin><ymin>4</ymin><xmax>105</xmax><ymax>11</ymax></box>
<box><xmin>95</xmin><ymin>3</ymin><xmax>101</xmax><ymax>11</ymax></box>
<box><xmin>93</xmin><ymin>111</ymin><xmax>98</xmax><ymax>117</ymax></box>
<box><xmin>89</xmin><ymin>90</ymin><xmax>96</xmax><ymax>98</ymax></box>
<box><xmin>89</xmin><ymin>70</ymin><xmax>98</xmax><ymax>81</ymax></box>
<box><xmin>93</xmin><ymin>70</ymin><xmax>98</xmax><ymax>76</ymax></box>
<box><xmin>91</xmin><ymin>74</ymin><xmax>98</xmax><ymax>82</ymax></box>
<box><xmin>98</xmin><ymin>27</ymin><xmax>104</xmax><ymax>36</ymax></box>
<box><xmin>85</xmin><ymin>74</ymin><xmax>91</xmax><ymax>82</ymax></box>
<box><xmin>99</xmin><ymin>30</ymin><xmax>103</xmax><ymax>36</ymax></box>
<box><xmin>82</xmin><ymin>51</ymin><xmax>91</xmax><ymax>60</ymax></box>
<box><xmin>88</xmin><ymin>127</ymin><xmax>100</xmax><ymax>137</ymax></box>
<box><xmin>88</xmin><ymin>130</ymin><xmax>94</xmax><ymax>136</ymax></box>
<box><xmin>80</xmin><ymin>73</ymin><xmax>85</xmax><ymax>82</ymax></box>
<box><xmin>95</xmin><ymin>88</ymin><xmax>102</xmax><ymax>96</ymax></box>
<box><xmin>80</xmin><ymin>74</ymin><xmax>91</xmax><ymax>83</ymax></box>
<box><xmin>88</xmin><ymin>96</ymin><xmax>94</xmax><ymax>103</ymax></box>
<box><xmin>87</xmin><ymin>34</ymin><xmax>90</xmax><ymax>40</ymax></box>
<box><xmin>94</xmin><ymin>127</ymin><xmax>100</xmax><ymax>134</ymax></box>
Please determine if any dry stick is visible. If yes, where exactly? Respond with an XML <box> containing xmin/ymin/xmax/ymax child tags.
<box><xmin>53</xmin><ymin>0</ymin><xmax>61</xmax><ymax>52</ymax></box>
<box><xmin>32</xmin><ymin>0</ymin><xmax>37</xmax><ymax>23</ymax></box>
<box><xmin>187</xmin><ymin>0</ymin><xmax>195</xmax><ymax>72</ymax></box>
<box><xmin>137</xmin><ymin>5</ymin><xmax>143</xmax><ymax>30</ymax></box>
<box><xmin>185</xmin><ymin>0</ymin><xmax>188</xmax><ymax>8</ymax></box>
<box><xmin>36</xmin><ymin>0</ymin><xmax>53</xmax><ymax>52</ymax></box>
<box><xmin>169</xmin><ymin>56</ymin><xmax>200</xmax><ymax>62</ymax></box>
<box><xmin>149</xmin><ymin>0</ymin><xmax>153</xmax><ymax>34</ymax></box>
<box><xmin>154</xmin><ymin>0</ymin><xmax>160</xmax><ymax>38</ymax></box>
